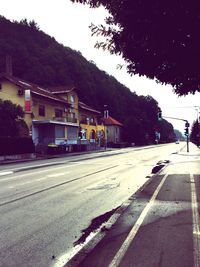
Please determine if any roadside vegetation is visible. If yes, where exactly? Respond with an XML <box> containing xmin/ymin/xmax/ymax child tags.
<box><xmin>0</xmin><ymin>16</ymin><xmax>175</xmax><ymax>145</ymax></box>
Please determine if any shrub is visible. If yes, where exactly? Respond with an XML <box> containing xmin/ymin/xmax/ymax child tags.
<box><xmin>0</xmin><ymin>137</ymin><xmax>35</xmax><ymax>155</ymax></box>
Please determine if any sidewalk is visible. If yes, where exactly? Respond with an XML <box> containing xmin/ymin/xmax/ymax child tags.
<box><xmin>0</xmin><ymin>147</ymin><xmax>114</xmax><ymax>165</ymax></box>
<box><xmin>65</xmin><ymin>143</ymin><xmax>200</xmax><ymax>267</ymax></box>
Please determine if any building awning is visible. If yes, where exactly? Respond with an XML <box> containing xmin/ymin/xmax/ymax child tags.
<box><xmin>32</xmin><ymin>120</ymin><xmax>79</xmax><ymax>127</ymax></box>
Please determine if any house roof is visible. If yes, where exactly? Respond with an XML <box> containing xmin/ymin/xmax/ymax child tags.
<box><xmin>79</xmin><ymin>101</ymin><xmax>101</xmax><ymax>114</ymax></box>
<box><xmin>47</xmin><ymin>86</ymin><xmax>76</xmax><ymax>94</ymax></box>
<box><xmin>0</xmin><ymin>73</ymin><xmax>70</xmax><ymax>106</ymax></box>
<box><xmin>103</xmin><ymin>116</ymin><xmax>123</xmax><ymax>126</ymax></box>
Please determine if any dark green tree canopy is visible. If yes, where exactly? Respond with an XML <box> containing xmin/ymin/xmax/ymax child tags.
<box><xmin>71</xmin><ymin>0</ymin><xmax>200</xmax><ymax>95</ymax></box>
<box><xmin>0</xmin><ymin>16</ymin><xmax>175</xmax><ymax>144</ymax></box>
<box><xmin>0</xmin><ymin>99</ymin><xmax>25</xmax><ymax>137</ymax></box>
<box><xmin>190</xmin><ymin>120</ymin><xmax>199</xmax><ymax>146</ymax></box>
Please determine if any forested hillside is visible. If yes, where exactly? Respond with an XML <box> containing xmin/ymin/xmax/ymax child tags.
<box><xmin>0</xmin><ymin>16</ymin><xmax>175</xmax><ymax>144</ymax></box>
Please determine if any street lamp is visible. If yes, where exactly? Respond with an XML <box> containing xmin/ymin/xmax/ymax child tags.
<box><xmin>103</xmin><ymin>105</ymin><xmax>108</xmax><ymax>149</ymax></box>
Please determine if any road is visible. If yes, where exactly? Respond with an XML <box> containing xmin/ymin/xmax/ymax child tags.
<box><xmin>67</xmin><ymin>142</ymin><xmax>200</xmax><ymax>267</ymax></box>
<box><xmin>0</xmin><ymin>143</ymin><xmax>184</xmax><ymax>267</ymax></box>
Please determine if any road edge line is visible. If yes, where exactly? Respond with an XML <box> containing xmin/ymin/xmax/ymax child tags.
<box><xmin>63</xmin><ymin>163</ymin><xmax>169</xmax><ymax>267</ymax></box>
<box><xmin>190</xmin><ymin>173</ymin><xmax>200</xmax><ymax>267</ymax></box>
<box><xmin>108</xmin><ymin>172</ymin><xmax>169</xmax><ymax>267</ymax></box>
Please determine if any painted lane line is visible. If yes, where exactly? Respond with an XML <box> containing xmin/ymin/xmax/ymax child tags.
<box><xmin>47</xmin><ymin>172</ymin><xmax>69</xmax><ymax>178</ymax></box>
<box><xmin>190</xmin><ymin>174</ymin><xmax>200</xmax><ymax>267</ymax></box>
<box><xmin>0</xmin><ymin>171</ymin><xmax>13</xmax><ymax>176</ymax></box>
<box><xmin>0</xmin><ymin>166</ymin><xmax>72</xmax><ymax>182</ymax></box>
<box><xmin>7</xmin><ymin>172</ymin><xmax>71</xmax><ymax>187</ymax></box>
<box><xmin>108</xmin><ymin>173</ymin><xmax>169</xmax><ymax>267</ymax></box>
<box><xmin>2</xmin><ymin>160</ymin><xmax>74</xmax><ymax>173</ymax></box>
<box><xmin>0</xmin><ymin>165</ymin><xmax>118</xmax><ymax>207</ymax></box>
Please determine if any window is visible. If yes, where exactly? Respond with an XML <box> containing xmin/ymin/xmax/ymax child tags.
<box><xmin>70</xmin><ymin>95</ymin><xmax>75</xmax><ymax>103</ymax></box>
<box><xmin>71</xmin><ymin>112</ymin><xmax>76</xmax><ymax>119</ymax></box>
<box><xmin>39</xmin><ymin>105</ymin><xmax>45</xmax><ymax>116</ymax></box>
<box><xmin>0</xmin><ymin>84</ymin><xmax>2</xmax><ymax>90</ymax></box>
<box><xmin>55</xmin><ymin>108</ymin><xmax>63</xmax><ymax>118</ymax></box>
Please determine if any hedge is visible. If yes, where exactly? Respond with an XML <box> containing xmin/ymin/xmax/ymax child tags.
<box><xmin>0</xmin><ymin>137</ymin><xmax>35</xmax><ymax>155</ymax></box>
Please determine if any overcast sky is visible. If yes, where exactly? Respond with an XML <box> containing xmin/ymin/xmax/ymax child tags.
<box><xmin>1</xmin><ymin>0</ymin><xmax>200</xmax><ymax>132</ymax></box>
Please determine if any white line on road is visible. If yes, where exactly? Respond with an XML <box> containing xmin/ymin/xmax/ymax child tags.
<box><xmin>0</xmin><ymin>171</ymin><xmax>13</xmax><ymax>176</ymax></box>
<box><xmin>190</xmin><ymin>174</ymin><xmax>200</xmax><ymax>267</ymax></box>
<box><xmin>47</xmin><ymin>172</ymin><xmax>69</xmax><ymax>178</ymax></box>
<box><xmin>0</xmin><ymin>165</ymin><xmax>72</xmax><ymax>182</ymax></box>
<box><xmin>6</xmin><ymin>172</ymin><xmax>71</xmax><ymax>186</ymax></box>
<box><xmin>108</xmin><ymin>173</ymin><xmax>169</xmax><ymax>267</ymax></box>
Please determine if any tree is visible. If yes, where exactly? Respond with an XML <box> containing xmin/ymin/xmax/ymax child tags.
<box><xmin>190</xmin><ymin>120</ymin><xmax>200</xmax><ymax>146</ymax></box>
<box><xmin>174</xmin><ymin>129</ymin><xmax>184</xmax><ymax>141</ymax></box>
<box><xmin>0</xmin><ymin>100</ymin><xmax>26</xmax><ymax>137</ymax></box>
<box><xmin>0</xmin><ymin>16</ymin><xmax>175</xmax><ymax>144</ymax></box>
<box><xmin>158</xmin><ymin>119</ymin><xmax>176</xmax><ymax>143</ymax></box>
<box><xmin>71</xmin><ymin>0</ymin><xmax>200</xmax><ymax>95</ymax></box>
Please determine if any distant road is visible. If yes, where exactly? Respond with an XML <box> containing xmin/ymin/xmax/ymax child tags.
<box><xmin>0</xmin><ymin>143</ymin><xmax>185</xmax><ymax>267</ymax></box>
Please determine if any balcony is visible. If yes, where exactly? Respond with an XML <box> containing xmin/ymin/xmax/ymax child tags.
<box><xmin>80</xmin><ymin>119</ymin><xmax>97</xmax><ymax>126</ymax></box>
<box><xmin>66</xmin><ymin>117</ymin><xmax>77</xmax><ymax>123</ymax></box>
<box><xmin>52</xmin><ymin>116</ymin><xmax>77</xmax><ymax>124</ymax></box>
<box><xmin>52</xmin><ymin>116</ymin><xmax>66</xmax><ymax>122</ymax></box>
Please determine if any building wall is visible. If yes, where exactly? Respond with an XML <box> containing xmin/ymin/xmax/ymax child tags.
<box><xmin>0</xmin><ymin>79</ymin><xmax>108</xmax><ymax>147</ymax></box>
<box><xmin>0</xmin><ymin>80</ymin><xmax>25</xmax><ymax>107</ymax></box>
<box><xmin>0</xmin><ymin>80</ymin><xmax>33</xmax><ymax>132</ymax></box>
<box><xmin>67</xmin><ymin>91</ymin><xmax>79</xmax><ymax>123</ymax></box>
<box><xmin>107</xmin><ymin>125</ymin><xmax>121</xmax><ymax>143</ymax></box>
<box><xmin>55</xmin><ymin>91</ymin><xmax>79</xmax><ymax>123</ymax></box>
<box><xmin>0</xmin><ymin>80</ymin><xmax>68</xmax><ymax>136</ymax></box>
<box><xmin>31</xmin><ymin>95</ymin><xmax>67</xmax><ymax>122</ymax></box>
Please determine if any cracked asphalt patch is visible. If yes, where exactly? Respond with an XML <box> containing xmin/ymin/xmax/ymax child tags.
<box><xmin>74</xmin><ymin>207</ymin><xmax>119</xmax><ymax>246</ymax></box>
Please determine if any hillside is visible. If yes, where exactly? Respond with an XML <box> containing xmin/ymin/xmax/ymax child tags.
<box><xmin>0</xmin><ymin>16</ymin><xmax>175</xmax><ymax>144</ymax></box>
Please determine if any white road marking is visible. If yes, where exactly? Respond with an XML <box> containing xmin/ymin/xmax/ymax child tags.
<box><xmin>0</xmin><ymin>165</ymin><xmax>72</xmax><ymax>182</ymax></box>
<box><xmin>0</xmin><ymin>171</ymin><xmax>13</xmax><ymax>176</ymax></box>
<box><xmin>190</xmin><ymin>174</ymin><xmax>200</xmax><ymax>267</ymax></box>
<box><xmin>108</xmin><ymin>173</ymin><xmax>169</xmax><ymax>267</ymax></box>
<box><xmin>3</xmin><ymin>172</ymin><xmax>70</xmax><ymax>187</ymax></box>
<box><xmin>47</xmin><ymin>172</ymin><xmax>69</xmax><ymax>178</ymax></box>
<box><xmin>54</xmin><ymin>231</ymin><xmax>98</xmax><ymax>267</ymax></box>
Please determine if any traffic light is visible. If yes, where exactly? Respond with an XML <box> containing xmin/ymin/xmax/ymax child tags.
<box><xmin>184</xmin><ymin>127</ymin><xmax>189</xmax><ymax>136</ymax></box>
<box><xmin>157</xmin><ymin>108</ymin><xmax>162</xmax><ymax>121</ymax></box>
<box><xmin>185</xmin><ymin>121</ymin><xmax>190</xmax><ymax>128</ymax></box>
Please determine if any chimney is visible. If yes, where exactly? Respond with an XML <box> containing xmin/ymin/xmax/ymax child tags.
<box><xmin>5</xmin><ymin>55</ymin><xmax>13</xmax><ymax>76</ymax></box>
<box><xmin>104</xmin><ymin>105</ymin><xmax>109</xmax><ymax>119</ymax></box>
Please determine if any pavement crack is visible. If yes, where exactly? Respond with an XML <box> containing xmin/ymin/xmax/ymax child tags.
<box><xmin>73</xmin><ymin>207</ymin><xmax>119</xmax><ymax>246</ymax></box>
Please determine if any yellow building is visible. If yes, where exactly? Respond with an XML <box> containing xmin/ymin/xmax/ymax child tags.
<box><xmin>79</xmin><ymin>101</ymin><xmax>107</xmax><ymax>147</ymax></box>
<box><xmin>0</xmin><ymin>73</ymin><xmax>106</xmax><ymax>151</ymax></box>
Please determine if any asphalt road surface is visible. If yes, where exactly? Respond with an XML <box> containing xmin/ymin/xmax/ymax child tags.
<box><xmin>67</xmin><ymin>143</ymin><xmax>200</xmax><ymax>267</ymax></box>
<box><xmin>0</xmin><ymin>143</ymin><xmax>185</xmax><ymax>267</ymax></box>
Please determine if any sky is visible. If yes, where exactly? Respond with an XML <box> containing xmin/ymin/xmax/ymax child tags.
<box><xmin>1</xmin><ymin>0</ymin><xmax>200</xmax><ymax>132</ymax></box>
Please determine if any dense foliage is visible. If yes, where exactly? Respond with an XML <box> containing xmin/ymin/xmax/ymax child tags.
<box><xmin>0</xmin><ymin>99</ymin><xmax>26</xmax><ymax>137</ymax></box>
<box><xmin>174</xmin><ymin>129</ymin><xmax>184</xmax><ymax>141</ymax></box>
<box><xmin>0</xmin><ymin>137</ymin><xmax>34</xmax><ymax>155</ymax></box>
<box><xmin>0</xmin><ymin>16</ymin><xmax>175</xmax><ymax>144</ymax></box>
<box><xmin>71</xmin><ymin>0</ymin><xmax>200</xmax><ymax>95</ymax></box>
<box><xmin>190</xmin><ymin>120</ymin><xmax>200</xmax><ymax>146</ymax></box>
<box><xmin>158</xmin><ymin>119</ymin><xmax>176</xmax><ymax>143</ymax></box>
